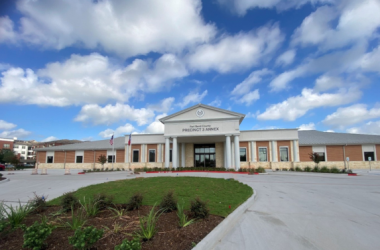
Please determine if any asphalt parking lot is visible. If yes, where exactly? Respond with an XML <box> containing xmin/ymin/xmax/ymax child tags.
<box><xmin>1</xmin><ymin>169</ymin><xmax>380</xmax><ymax>250</ymax></box>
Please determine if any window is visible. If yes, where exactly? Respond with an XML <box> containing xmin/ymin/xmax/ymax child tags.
<box><xmin>108</xmin><ymin>155</ymin><xmax>115</xmax><ymax>163</ymax></box>
<box><xmin>76</xmin><ymin>156</ymin><xmax>83</xmax><ymax>163</ymax></box>
<box><xmin>314</xmin><ymin>152</ymin><xmax>325</xmax><ymax>161</ymax></box>
<box><xmin>240</xmin><ymin>148</ymin><xmax>247</xmax><ymax>162</ymax></box>
<box><xmin>14</xmin><ymin>145</ymin><xmax>18</xmax><ymax>149</ymax></box>
<box><xmin>259</xmin><ymin>147</ymin><xmax>267</xmax><ymax>162</ymax></box>
<box><xmin>364</xmin><ymin>152</ymin><xmax>375</xmax><ymax>161</ymax></box>
<box><xmin>133</xmin><ymin>150</ymin><xmax>139</xmax><ymax>162</ymax></box>
<box><xmin>47</xmin><ymin>156</ymin><xmax>53</xmax><ymax>163</ymax></box>
<box><xmin>279</xmin><ymin>147</ymin><xmax>289</xmax><ymax>162</ymax></box>
<box><xmin>22</xmin><ymin>151</ymin><xmax>26</xmax><ymax>154</ymax></box>
<box><xmin>4</xmin><ymin>144</ymin><xmax>10</xmax><ymax>148</ymax></box>
<box><xmin>149</xmin><ymin>149</ymin><xmax>156</xmax><ymax>162</ymax></box>
<box><xmin>170</xmin><ymin>149</ymin><xmax>172</xmax><ymax>162</ymax></box>
<box><xmin>22</xmin><ymin>146</ymin><xmax>26</xmax><ymax>149</ymax></box>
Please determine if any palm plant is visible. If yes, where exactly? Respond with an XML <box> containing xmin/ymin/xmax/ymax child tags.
<box><xmin>177</xmin><ymin>201</ymin><xmax>195</xmax><ymax>228</ymax></box>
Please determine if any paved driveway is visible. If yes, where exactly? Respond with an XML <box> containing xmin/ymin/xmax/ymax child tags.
<box><xmin>1</xmin><ymin>169</ymin><xmax>380</xmax><ymax>250</ymax></box>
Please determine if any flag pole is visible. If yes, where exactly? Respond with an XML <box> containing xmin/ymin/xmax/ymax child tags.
<box><xmin>112</xmin><ymin>133</ymin><xmax>114</xmax><ymax>170</ymax></box>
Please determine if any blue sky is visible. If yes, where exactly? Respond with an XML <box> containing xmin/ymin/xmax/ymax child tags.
<box><xmin>0</xmin><ymin>0</ymin><xmax>380</xmax><ymax>142</ymax></box>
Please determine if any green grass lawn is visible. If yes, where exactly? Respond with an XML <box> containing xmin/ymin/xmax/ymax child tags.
<box><xmin>48</xmin><ymin>177</ymin><xmax>253</xmax><ymax>217</ymax></box>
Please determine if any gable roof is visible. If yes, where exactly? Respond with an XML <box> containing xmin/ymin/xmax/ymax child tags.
<box><xmin>299</xmin><ymin>130</ymin><xmax>380</xmax><ymax>145</ymax></box>
<box><xmin>159</xmin><ymin>103</ymin><xmax>246</xmax><ymax>124</ymax></box>
<box><xmin>34</xmin><ymin>137</ymin><xmax>125</xmax><ymax>151</ymax></box>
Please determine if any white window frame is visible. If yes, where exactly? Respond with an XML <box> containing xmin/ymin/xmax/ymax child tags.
<box><xmin>46</xmin><ymin>151</ymin><xmax>54</xmax><ymax>164</ymax></box>
<box><xmin>258</xmin><ymin>147</ymin><xmax>268</xmax><ymax>162</ymax></box>
<box><xmin>312</xmin><ymin>146</ymin><xmax>327</xmax><ymax>161</ymax></box>
<box><xmin>279</xmin><ymin>146</ymin><xmax>289</xmax><ymax>162</ymax></box>
<box><xmin>362</xmin><ymin>145</ymin><xmax>376</xmax><ymax>161</ymax></box>
<box><xmin>240</xmin><ymin>147</ymin><xmax>247</xmax><ymax>162</ymax></box>
<box><xmin>132</xmin><ymin>149</ymin><xmax>139</xmax><ymax>163</ymax></box>
<box><xmin>75</xmin><ymin>151</ymin><xmax>84</xmax><ymax>163</ymax></box>
<box><xmin>148</xmin><ymin>149</ymin><xmax>156</xmax><ymax>163</ymax></box>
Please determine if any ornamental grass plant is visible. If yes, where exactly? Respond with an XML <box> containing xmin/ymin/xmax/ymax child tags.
<box><xmin>177</xmin><ymin>201</ymin><xmax>195</xmax><ymax>228</ymax></box>
<box><xmin>136</xmin><ymin>204</ymin><xmax>163</xmax><ymax>241</ymax></box>
<box><xmin>1</xmin><ymin>201</ymin><xmax>33</xmax><ymax>229</ymax></box>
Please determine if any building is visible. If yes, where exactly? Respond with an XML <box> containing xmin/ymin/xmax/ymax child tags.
<box><xmin>13</xmin><ymin>143</ymin><xmax>29</xmax><ymax>160</ymax></box>
<box><xmin>34</xmin><ymin>104</ymin><xmax>380</xmax><ymax>170</ymax></box>
<box><xmin>0</xmin><ymin>138</ymin><xmax>15</xmax><ymax>151</ymax></box>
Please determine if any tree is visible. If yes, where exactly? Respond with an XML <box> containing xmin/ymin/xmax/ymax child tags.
<box><xmin>97</xmin><ymin>154</ymin><xmax>107</xmax><ymax>170</ymax></box>
<box><xmin>10</xmin><ymin>156</ymin><xmax>20</xmax><ymax>166</ymax></box>
<box><xmin>309</xmin><ymin>152</ymin><xmax>321</xmax><ymax>166</ymax></box>
<box><xmin>0</xmin><ymin>149</ymin><xmax>17</xmax><ymax>163</ymax></box>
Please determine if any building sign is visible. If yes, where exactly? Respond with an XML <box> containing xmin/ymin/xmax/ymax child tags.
<box><xmin>182</xmin><ymin>125</ymin><xmax>219</xmax><ymax>132</ymax></box>
<box><xmin>196</xmin><ymin>109</ymin><xmax>205</xmax><ymax>117</ymax></box>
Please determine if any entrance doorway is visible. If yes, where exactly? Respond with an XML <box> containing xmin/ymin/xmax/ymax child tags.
<box><xmin>194</xmin><ymin>144</ymin><xmax>216</xmax><ymax>168</ymax></box>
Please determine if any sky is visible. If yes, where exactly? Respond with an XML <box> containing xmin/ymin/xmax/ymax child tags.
<box><xmin>0</xmin><ymin>0</ymin><xmax>380</xmax><ymax>142</ymax></box>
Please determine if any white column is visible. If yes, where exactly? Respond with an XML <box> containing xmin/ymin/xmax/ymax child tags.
<box><xmin>125</xmin><ymin>145</ymin><xmax>129</xmax><ymax>163</ymax></box>
<box><xmin>181</xmin><ymin>143</ymin><xmax>185</xmax><ymax>167</ymax></box>
<box><xmin>231</xmin><ymin>141</ymin><xmax>235</xmax><ymax>168</ymax></box>
<box><xmin>225</xmin><ymin>135</ymin><xmax>231</xmax><ymax>169</ymax></box>
<box><xmin>177</xmin><ymin>141</ymin><xmax>180</xmax><ymax>168</ymax></box>
<box><xmin>251</xmin><ymin>141</ymin><xmax>257</xmax><ymax>162</ymax></box>
<box><xmin>293</xmin><ymin>140</ymin><xmax>299</xmax><ymax>162</ymax></box>
<box><xmin>165</xmin><ymin>137</ymin><xmax>170</xmax><ymax>168</ymax></box>
<box><xmin>224</xmin><ymin>142</ymin><xmax>227</xmax><ymax>168</ymax></box>
<box><xmin>234</xmin><ymin>135</ymin><xmax>240</xmax><ymax>170</ymax></box>
<box><xmin>271</xmin><ymin>141</ymin><xmax>277</xmax><ymax>162</ymax></box>
<box><xmin>173</xmin><ymin>137</ymin><xmax>178</xmax><ymax>169</ymax></box>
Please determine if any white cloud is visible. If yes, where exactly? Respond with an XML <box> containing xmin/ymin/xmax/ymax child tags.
<box><xmin>325</xmin><ymin>130</ymin><xmax>335</xmax><ymax>132</ymax></box>
<box><xmin>236</xmin><ymin>90</ymin><xmax>260</xmax><ymax>106</ymax></box>
<box><xmin>75</xmin><ymin>103</ymin><xmax>155</xmax><ymax>126</ymax></box>
<box><xmin>0</xmin><ymin>128</ymin><xmax>31</xmax><ymax>139</ymax></box>
<box><xmin>360</xmin><ymin>45</ymin><xmax>380</xmax><ymax>73</ymax></box>
<box><xmin>314</xmin><ymin>74</ymin><xmax>343</xmax><ymax>92</ymax></box>
<box><xmin>208</xmin><ymin>98</ymin><xmax>221</xmax><ymax>107</ymax></box>
<box><xmin>323</xmin><ymin>104</ymin><xmax>380</xmax><ymax>128</ymax></box>
<box><xmin>148</xmin><ymin>97</ymin><xmax>175</xmax><ymax>113</ymax></box>
<box><xmin>99</xmin><ymin>123</ymin><xmax>135</xmax><ymax>138</ymax></box>
<box><xmin>187</xmin><ymin>24</ymin><xmax>284</xmax><ymax>73</ymax></box>
<box><xmin>245</xmin><ymin>112</ymin><xmax>257</xmax><ymax>118</ymax></box>
<box><xmin>299</xmin><ymin>123</ymin><xmax>316</xmax><ymax>130</ymax></box>
<box><xmin>178</xmin><ymin>90</ymin><xmax>208</xmax><ymax>108</ymax></box>
<box><xmin>347</xmin><ymin>121</ymin><xmax>380</xmax><ymax>135</ymax></box>
<box><xmin>231</xmin><ymin>69</ymin><xmax>271</xmax><ymax>96</ymax></box>
<box><xmin>0</xmin><ymin>53</ymin><xmax>187</xmax><ymax>106</ymax></box>
<box><xmin>144</xmin><ymin>114</ymin><xmax>167</xmax><ymax>134</ymax></box>
<box><xmin>0</xmin><ymin>120</ymin><xmax>16</xmax><ymax>130</ymax></box>
<box><xmin>42</xmin><ymin>136</ymin><xmax>59</xmax><ymax>142</ymax></box>
<box><xmin>257</xmin><ymin>88</ymin><xmax>361</xmax><ymax>121</ymax></box>
<box><xmin>292</xmin><ymin>1</ymin><xmax>380</xmax><ymax>50</ymax></box>
<box><xmin>217</xmin><ymin>0</ymin><xmax>331</xmax><ymax>15</ymax></box>
<box><xmin>2</xmin><ymin>0</ymin><xmax>215</xmax><ymax>58</ymax></box>
<box><xmin>0</xmin><ymin>16</ymin><xmax>17</xmax><ymax>43</ymax></box>
<box><xmin>275</xmin><ymin>49</ymin><xmax>296</xmax><ymax>66</ymax></box>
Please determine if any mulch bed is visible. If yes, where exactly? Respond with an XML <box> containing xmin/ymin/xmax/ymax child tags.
<box><xmin>0</xmin><ymin>206</ymin><xmax>223</xmax><ymax>250</ymax></box>
<box><xmin>0</xmin><ymin>177</ymin><xmax>6</xmax><ymax>181</ymax></box>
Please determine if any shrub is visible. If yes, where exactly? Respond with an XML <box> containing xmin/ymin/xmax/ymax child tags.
<box><xmin>330</xmin><ymin>167</ymin><xmax>340</xmax><ymax>173</ymax></box>
<box><xmin>0</xmin><ymin>173</ymin><xmax>2</xmax><ymax>178</ymax></box>
<box><xmin>115</xmin><ymin>238</ymin><xmax>142</xmax><ymax>250</ymax></box>
<box><xmin>108</xmin><ymin>205</ymin><xmax>126</xmax><ymax>218</ymax></box>
<box><xmin>295</xmin><ymin>166</ymin><xmax>303</xmax><ymax>172</ymax></box>
<box><xmin>1</xmin><ymin>201</ymin><xmax>33</xmax><ymax>228</ymax></box>
<box><xmin>177</xmin><ymin>201</ymin><xmax>195</xmax><ymax>228</ymax></box>
<box><xmin>320</xmin><ymin>166</ymin><xmax>330</xmax><ymax>173</ymax></box>
<box><xmin>79</xmin><ymin>197</ymin><xmax>100</xmax><ymax>217</ymax></box>
<box><xmin>61</xmin><ymin>192</ymin><xmax>79</xmax><ymax>212</ymax></box>
<box><xmin>93</xmin><ymin>193</ymin><xmax>114</xmax><ymax>210</ymax></box>
<box><xmin>190</xmin><ymin>197</ymin><xmax>209</xmax><ymax>219</ymax></box>
<box><xmin>159</xmin><ymin>190</ymin><xmax>177</xmax><ymax>212</ymax></box>
<box><xmin>69</xmin><ymin>226</ymin><xmax>103</xmax><ymax>250</ymax></box>
<box><xmin>65</xmin><ymin>208</ymin><xmax>87</xmax><ymax>230</ymax></box>
<box><xmin>289</xmin><ymin>168</ymin><xmax>294</xmax><ymax>171</ymax></box>
<box><xmin>136</xmin><ymin>204</ymin><xmax>163</xmax><ymax>241</ymax></box>
<box><xmin>256</xmin><ymin>167</ymin><xmax>266</xmax><ymax>173</ymax></box>
<box><xmin>304</xmin><ymin>166</ymin><xmax>312</xmax><ymax>172</ymax></box>
<box><xmin>281</xmin><ymin>168</ymin><xmax>288</xmax><ymax>171</ymax></box>
<box><xmin>22</xmin><ymin>221</ymin><xmax>54</xmax><ymax>250</ymax></box>
<box><xmin>30</xmin><ymin>192</ymin><xmax>47</xmax><ymax>213</ymax></box>
<box><xmin>126</xmin><ymin>192</ymin><xmax>143</xmax><ymax>211</ymax></box>
<box><xmin>312</xmin><ymin>166</ymin><xmax>320</xmax><ymax>172</ymax></box>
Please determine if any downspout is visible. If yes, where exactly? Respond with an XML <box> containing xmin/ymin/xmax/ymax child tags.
<box><xmin>93</xmin><ymin>150</ymin><xmax>95</xmax><ymax>170</ymax></box>
<box><xmin>64</xmin><ymin>150</ymin><xmax>66</xmax><ymax>169</ymax></box>
<box><xmin>343</xmin><ymin>144</ymin><xmax>347</xmax><ymax>169</ymax></box>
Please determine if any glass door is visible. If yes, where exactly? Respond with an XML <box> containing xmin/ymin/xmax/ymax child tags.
<box><xmin>194</xmin><ymin>144</ymin><xmax>216</xmax><ymax>168</ymax></box>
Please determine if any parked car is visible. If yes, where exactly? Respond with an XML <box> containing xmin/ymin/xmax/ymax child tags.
<box><xmin>5</xmin><ymin>164</ymin><xmax>14</xmax><ymax>169</ymax></box>
<box><xmin>0</xmin><ymin>164</ymin><xmax>5</xmax><ymax>171</ymax></box>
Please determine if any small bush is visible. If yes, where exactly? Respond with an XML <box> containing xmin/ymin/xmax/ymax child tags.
<box><xmin>304</xmin><ymin>166</ymin><xmax>312</xmax><ymax>172</ymax></box>
<box><xmin>159</xmin><ymin>191</ymin><xmax>177</xmax><ymax>212</ymax></box>
<box><xmin>115</xmin><ymin>238</ymin><xmax>142</xmax><ymax>250</ymax></box>
<box><xmin>136</xmin><ymin>204</ymin><xmax>163</xmax><ymax>241</ymax></box>
<box><xmin>295</xmin><ymin>166</ymin><xmax>303</xmax><ymax>172</ymax></box>
<box><xmin>190</xmin><ymin>197</ymin><xmax>209</xmax><ymax>219</ymax></box>
<box><xmin>30</xmin><ymin>192</ymin><xmax>47</xmax><ymax>213</ymax></box>
<box><xmin>0</xmin><ymin>173</ymin><xmax>2</xmax><ymax>178</ymax></box>
<box><xmin>22</xmin><ymin>221</ymin><xmax>54</xmax><ymax>250</ymax></box>
<box><xmin>69</xmin><ymin>226</ymin><xmax>103</xmax><ymax>250</ymax></box>
<box><xmin>61</xmin><ymin>192</ymin><xmax>79</xmax><ymax>212</ymax></box>
<box><xmin>289</xmin><ymin>168</ymin><xmax>294</xmax><ymax>171</ymax></box>
<box><xmin>65</xmin><ymin>208</ymin><xmax>87</xmax><ymax>230</ymax></box>
<box><xmin>256</xmin><ymin>167</ymin><xmax>266</xmax><ymax>173</ymax></box>
<box><xmin>126</xmin><ymin>192</ymin><xmax>143</xmax><ymax>211</ymax></box>
<box><xmin>93</xmin><ymin>193</ymin><xmax>114</xmax><ymax>210</ymax></box>
<box><xmin>79</xmin><ymin>197</ymin><xmax>99</xmax><ymax>217</ymax></box>
<box><xmin>1</xmin><ymin>201</ymin><xmax>33</xmax><ymax>229</ymax></box>
<box><xmin>330</xmin><ymin>167</ymin><xmax>340</xmax><ymax>173</ymax></box>
<box><xmin>320</xmin><ymin>166</ymin><xmax>330</xmax><ymax>173</ymax></box>
<box><xmin>177</xmin><ymin>201</ymin><xmax>195</xmax><ymax>228</ymax></box>
<box><xmin>281</xmin><ymin>168</ymin><xmax>288</xmax><ymax>171</ymax></box>
<box><xmin>312</xmin><ymin>166</ymin><xmax>320</xmax><ymax>172</ymax></box>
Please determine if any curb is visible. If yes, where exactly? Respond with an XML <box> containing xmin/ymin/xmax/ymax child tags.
<box><xmin>193</xmin><ymin>189</ymin><xmax>257</xmax><ymax>250</ymax></box>
<box><xmin>0</xmin><ymin>178</ymin><xmax>10</xmax><ymax>184</ymax></box>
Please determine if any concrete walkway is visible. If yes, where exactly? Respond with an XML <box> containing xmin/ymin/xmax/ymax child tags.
<box><xmin>1</xmin><ymin>169</ymin><xmax>380</xmax><ymax>250</ymax></box>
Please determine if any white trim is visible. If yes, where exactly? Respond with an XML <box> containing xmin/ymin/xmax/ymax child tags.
<box><xmin>148</xmin><ymin>149</ymin><xmax>156</xmax><ymax>163</ymax></box>
<box><xmin>46</xmin><ymin>151</ymin><xmax>54</xmax><ymax>163</ymax></box>
<box><xmin>239</xmin><ymin>147</ymin><xmax>247</xmax><ymax>162</ymax></box>
<box><xmin>362</xmin><ymin>145</ymin><xmax>376</xmax><ymax>161</ymax></box>
<box><xmin>279</xmin><ymin>146</ymin><xmax>289</xmax><ymax>162</ymax></box>
<box><xmin>258</xmin><ymin>147</ymin><xmax>268</xmax><ymax>162</ymax></box>
<box><xmin>132</xmin><ymin>149</ymin><xmax>139</xmax><ymax>163</ymax></box>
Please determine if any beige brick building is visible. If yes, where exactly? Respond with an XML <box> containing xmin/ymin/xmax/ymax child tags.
<box><xmin>35</xmin><ymin>104</ymin><xmax>380</xmax><ymax>170</ymax></box>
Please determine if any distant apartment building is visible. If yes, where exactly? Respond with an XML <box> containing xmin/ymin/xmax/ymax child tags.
<box><xmin>0</xmin><ymin>138</ymin><xmax>15</xmax><ymax>150</ymax></box>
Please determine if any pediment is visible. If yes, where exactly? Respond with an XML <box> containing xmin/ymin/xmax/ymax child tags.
<box><xmin>160</xmin><ymin>104</ymin><xmax>245</xmax><ymax>124</ymax></box>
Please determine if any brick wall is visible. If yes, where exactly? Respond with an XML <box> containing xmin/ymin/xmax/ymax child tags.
<box><xmin>239</xmin><ymin>141</ymin><xmax>249</xmax><ymax>162</ymax></box>
<box><xmin>55</xmin><ymin>151</ymin><xmax>65</xmax><ymax>163</ymax></box>
<box><xmin>131</xmin><ymin>145</ymin><xmax>141</xmax><ymax>162</ymax></box>
<box><xmin>147</xmin><ymin>144</ymin><xmax>158</xmax><ymax>162</ymax></box>
<box><xmin>300</xmin><ymin>146</ymin><xmax>312</xmax><ymax>162</ymax></box>
<box><xmin>66</xmin><ymin>151</ymin><xmax>75</xmax><ymax>163</ymax></box>
<box><xmin>95</xmin><ymin>150</ymin><xmax>107</xmax><ymax>163</ymax></box>
<box><xmin>0</xmin><ymin>140</ymin><xmax>13</xmax><ymax>150</ymax></box>
<box><xmin>84</xmin><ymin>151</ymin><xmax>94</xmax><ymax>163</ymax></box>
<box><xmin>256</xmin><ymin>141</ymin><xmax>270</xmax><ymax>162</ymax></box>
<box><xmin>116</xmin><ymin>149</ymin><xmax>125</xmax><ymax>163</ymax></box>
<box><xmin>326</xmin><ymin>146</ymin><xmax>344</xmax><ymax>161</ymax></box>
<box><xmin>37</xmin><ymin>151</ymin><xmax>46</xmax><ymax>163</ymax></box>
<box><xmin>345</xmin><ymin>145</ymin><xmax>363</xmax><ymax>161</ymax></box>
<box><xmin>277</xmin><ymin>141</ymin><xmax>292</xmax><ymax>162</ymax></box>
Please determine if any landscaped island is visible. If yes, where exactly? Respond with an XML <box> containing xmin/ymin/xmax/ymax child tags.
<box><xmin>0</xmin><ymin>177</ymin><xmax>253</xmax><ymax>250</ymax></box>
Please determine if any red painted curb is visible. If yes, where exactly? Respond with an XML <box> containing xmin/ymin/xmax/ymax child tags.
<box><xmin>348</xmin><ymin>173</ymin><xmax>357</xmax><ymax>176</ymax></box>
<box><xmin>78</xmin><ymin>172</ymin><xmax>85</xmax><ymax>174</ymax></box>
<box><xmin>145</xmin><ymin>170</ymin><xmax>250</xmax><ymax>174</ymax></box>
